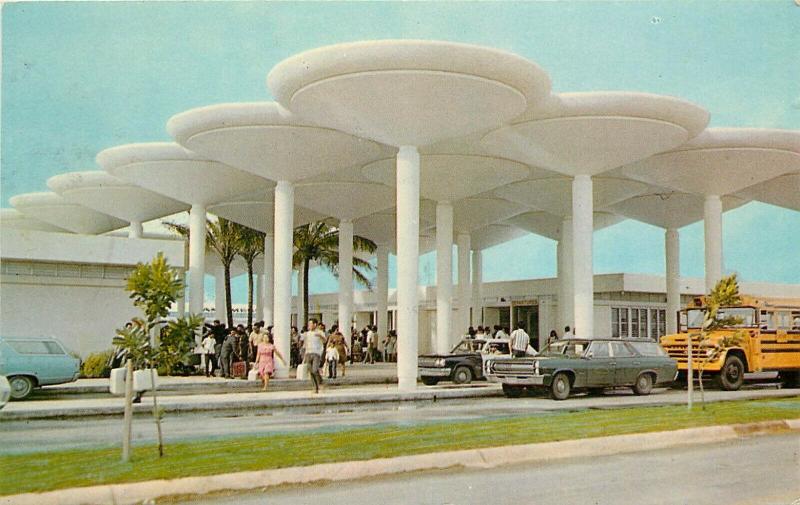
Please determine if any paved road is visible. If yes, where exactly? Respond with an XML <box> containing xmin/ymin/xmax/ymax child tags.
<box><xmin>2</xmin><ymin>387</ymin><xmax>797</xmax><ymax>455</ymax></box>
<box><xmin>185</xmin><ymin>432</ymin><xmax>800</xmax><ymax>505</ymax></box>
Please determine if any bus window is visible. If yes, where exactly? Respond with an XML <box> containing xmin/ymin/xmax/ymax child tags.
<box><xmin>792</xmin><ymin>311</ymin><xmax>800</xmax><ymax>331</ymax></box>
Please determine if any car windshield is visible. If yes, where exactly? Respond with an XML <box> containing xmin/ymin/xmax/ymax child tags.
<box><xmin>482</xmin><ymin>341</ymin><xmax>509</xmax><ymax>354</ymax></box>
<box><xmin>540</xmin><ymin>340</ymin><xmax>587</xmax><ymax>357</ymax></box>
<box><xmin>450</xmin><ymin>339</ymin><xmax>485</xmax><ymax>354</ymax></box>
<box><xmin>684</xmin><ymin>307</ymin><xmax>757</xmax><ymax>329</ymax></box>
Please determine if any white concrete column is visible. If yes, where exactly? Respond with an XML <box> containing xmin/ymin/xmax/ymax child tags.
<box><xmin>376</xmin><ymin>245</ymin><xmax>389</xmax><ymax>341</ymax></box>
<box><xmin>176</xmin><ymin>288</ymin><xmax>185</xmax><ymax>318</ymax></box>
<box><xmin>255</xmin><ymin>273</ymin><xmax>264</xmax><ymax>323</ymax></box>
<box><xmin>273</xmin><ymin>181</ymin><xmax>294</xmax><ymax>378</ymax></box>
<box><xmin>665</xmin><ymin>228</ymin><xmax>681</xmax><ymax>335</ymax></box>
<box><xmin>129</xmin><ymin>221</ymin><xmax>143</xmax><ymax>239</ymax></box>
<box><xmin>471</xmin><ymin>249</ymin><xmax>483</xmax><ymax>327</ymax></box>
<box><xmin>262</xmin><ymin>233</ymin><xmax>274</xmax><ymax>326</ymax></box>
<box><xmin>297</xmin><ymin>266</ymin><xmax>305</xmax><ymax>328</ymax></box>
<box><xmin>571</xmin><ymin>175</ymin><xmax>593</xmax><ymax>338</ymax></box>
<box><xmin>214</xmin><ymin>266</ymin><xmax>227</xmax><ymax>322</ymax></box>
<box><xmin>338</xmin><ymin>219</ymin><xmax>354</xmax><ymax>336</ymax></box>
<box><xmin>704</xmin><ymin>194</ymin><xmax>723</xmax><ymax>292</ymax></box>
<box><xmin>457</xmin><ymin>233</ymin><xmax>472</xmax><ymax>338</ymax></box>
<box><xmin>557</xmin><ymin>218</ymin><xmax>574</xmax><ymax>333</ymax></box>
<box><xmin>396</xmin><ymin>146</ymin><xmax>420</xmax><ymax>391</ymax></box>
<box><xmin>435</xmin><ymin>201</ymin><xmax>453</xmax><ymax>354</ymax></box>
<box><xmin>188</xmin><ymin>204</ymin><xmax>207</xmax><ymax>330</ymax></box>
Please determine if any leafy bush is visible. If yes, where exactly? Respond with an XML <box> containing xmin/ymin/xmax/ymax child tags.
<box><xmin>81</xmin><ymin>350</ymin><xmax>114</xmax><ymax>378</ymax></box>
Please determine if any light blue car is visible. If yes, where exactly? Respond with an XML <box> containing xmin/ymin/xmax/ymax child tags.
<box><xmin>0</xmin><ymin>337</ymin><xmax>81</xmax><ymax>400</ymax></box>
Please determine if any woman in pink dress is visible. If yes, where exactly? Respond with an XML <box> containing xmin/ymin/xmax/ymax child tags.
<box><xmin>255</xmin><ymin>334</ymin><xmax>286</xmax><ymax>391</ymax></box>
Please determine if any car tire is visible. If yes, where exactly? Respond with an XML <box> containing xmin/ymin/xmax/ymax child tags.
<box><xmin>9</xmin><ymin>375</ymin><xmax>34</xmax><ymax>400</ymax></box>
<box><xmin>632</xmin><ymin>373</ymin><xmax>654</xmax><ymax>395</ymax></box>
<box><xmin>717</xmin><ymin>355</ymin><xmax>745</xmax><ymax>391</ymax></box>
<box><xmin>550</xmin><ymin>373</ymin><xmax>571</xmax><ymax>401</ymax></box>
<box><xmin>452</xmin><ymin>366</ymin><xmax>473</xmax><ymax>385</ymax></box>
<box><xmin>502</xmin><ymin>383</ymin><xmax>524</xmax><ymax>398</ymax></box>
<box><xmin>421</xmin><ymin>377</ymin><xmax>439</xmax><ymax>386</ymax></box>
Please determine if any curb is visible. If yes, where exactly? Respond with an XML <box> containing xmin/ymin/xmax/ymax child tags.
<box><xmin>2</xmin><ymin>419</ymin><xmax>797</xmax><ymax>505</ymax></box>
<box><xmin>0</xmin><ymin>386</ymin><xmax>501</xmax><ymax>421</ymax></box>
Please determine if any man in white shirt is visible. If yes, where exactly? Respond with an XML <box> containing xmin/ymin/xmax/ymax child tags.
<box><xmin>563</xmin><ymin>326</ymin><xmax>574</xmax><ymax>339</ymax></box>
<box><xmin>363</xmin><ymin>325</ymin><xmax>376</xmax><ymax>364</ymax></box>
<box><xmin>495</xmin><ymin>325</ymin><xmax>509</xmax><ymax>340</ymax></box>
<box><xmin>303</xmin><ymin>319</ymin><xmax>327</xmax><ymax>393</ymax></box>
<box><xmin>509</xmin><ymin>321</ymin><xmax>531</xmax><ymax>358</ymax></box>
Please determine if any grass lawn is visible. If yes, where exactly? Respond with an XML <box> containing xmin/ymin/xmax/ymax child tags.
<box><xmin>1</xmin><ymin>396</ymin><xmax>798</xmax><ymax>496</ymax></box>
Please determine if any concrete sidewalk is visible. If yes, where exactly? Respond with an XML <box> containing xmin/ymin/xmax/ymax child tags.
<box><xmin>0</xmin><ymin>383</ymin><xmax>501</xmax><ymax>420</ymax></box>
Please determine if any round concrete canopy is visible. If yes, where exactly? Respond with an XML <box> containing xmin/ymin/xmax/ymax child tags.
<box><xmin>504</xmin><ymin>210</ymin><xmax>623</xmax><ymax>241</ymax></box>
<box><xmin>0</xmin><ymin>208</ymin><xmax>70</xmax><ymax>233</ymax></box>
<box><xmin>481</xmin><ymin>92</ymin><xmax>710</xmax><ymax>176</ymax></box>
<box><xmin>608</xmin><ymin>190</ymin><xmax>746</xmax><ymax>230</ymax></box>
<box><xmin>353</xmin><ymin>201</ymin><xmax>437</xmax><ymax>249</ymax></box>
<box><xmin>168</xmin><ymin>102</ymin><xmax>392</xmax><ymax>183</ymax></box>
<box><xmin>207</xmin><ymin>190</ymin><xmax>327</xmax><ymax>233</ymax></box>
<box><xmin>737</xmin><ymin>173</ymin><xmax>800</xmax><ymax>212</ymax></box>
<box><xmin>268</xmin><ymin>40</ymin><xmax>551</xmax><ymax>147</ymax></box>
<box><xmin>47</xmin><ymin>171</ymin><xmax>188</xmax><ymax>224</ymax></box>
<box><xmin>98</xmin><ymin>142</ymin><xmax>270</xmax><ymax>207</ymax></box>
<box><xmin>496</xmin><ymin>175</ymin><xmax>649</xmax><ymax>216</ymax></box>
<box><xmin>620</xmin><ymin>128</ymin><xmax>800</xmax><ymax>196</ymax></box>
<box><xmin>294</xmin><ymin>181</ymin><xmax>396</xmax><ymax>221</ymax></box>
<box><xmin>450</xmin><ymin>195</ymin><xmax>528</xmax><ymax>234</ymax></box>
<box><xmin>10</xmin><ymin>192</ymin><xmax>128</xmax><ymax>235</ymax></box>
<box><xmin>470</xmin><ymin>223</ymin><xmax>529</xmax><ymax>251</ymax></box>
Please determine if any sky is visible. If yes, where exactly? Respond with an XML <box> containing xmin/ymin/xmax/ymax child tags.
<box><xmin>2</xmin><ymin>1</ymin><xmax>799</xmax><ymax>303</ymax></box>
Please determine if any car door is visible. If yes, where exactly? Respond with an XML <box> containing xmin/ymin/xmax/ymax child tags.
<box><xmin>585</xmin><ymin>341</ymin><xmax>614</xmax><ymax>386</ymax></box>
<box><xmin>610</xmin><ymin>341</ymin><xmax>639</xmax><ymax>385</ymax></box>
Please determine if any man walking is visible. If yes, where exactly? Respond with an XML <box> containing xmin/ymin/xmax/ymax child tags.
<box><xmin>510</xmin><ymin>321</ymin><xmax>531</xmax><ymax>358</ymax></box>
<box><xmin>363</xmin><ymin>325</ymin><xmax>376</xmax><ymax>364</ymax></box>
<box><xmin>303</xmin><ymin>318</ymin><xmax>326</xmax><ymax>394</ymax></box>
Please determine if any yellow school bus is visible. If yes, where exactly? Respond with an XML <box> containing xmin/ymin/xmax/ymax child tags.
<box><xmin>660</xmin><ymin>295</ymin><xmax>800</xmax><ymax>390</ymax></box>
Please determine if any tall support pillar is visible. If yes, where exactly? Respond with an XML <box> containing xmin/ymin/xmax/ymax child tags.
<box><xmin>273</xmin><ymin>181</ymin><xmax>294</xmax><ymax>379</ymax></box>
<box><xmin>435</xmin><ymin>202</ymin><xmax>453</xmax><ymax>354</ymax></box>
<box><xmin>704</xmin><ymin>194</ymin><xmax>723</xmax><ymax>292</ymax></box>
<box><xmin>376</xmin><ymin>245</ymin><xmax>389</xmax><ymax>341</ymax></box>
<box><xmin>572</xmin><ymin>175</ymin><xmax>593</xmax><ymax>338</ymax></box>
<box><xmin>262</xmin><ymin>233</ymin><xmax>274</xmax><ymax>326</ymax></box>
<box><xmin>129</xmin><ymin>221</ymin><xmax>143</xmax><ymax>239</ymax></box>
<box><xmin>471</xmin><ymin>249</ymin><xmax>483</xmax><ymax>327</ymax></box>
<box><xmin>255</xmin><ymin>273</ymin><xmax>264</xmax><ymax>324</ymax></box>
<box><xmin>665</xmin><ymin>228</ymin><xmax>681</xmax><ymax>335</ymax></box>
<box><xmin>396</xmin><ymin>146</ymin><xmax>420</xmax><ymax>391</ymax></box>
<box><xmin>297</xmin><ymin>265</ymin><xmax>305</xmax><ymax>328</ymax></box>
<box><xmin>338</xmin><ymin>219</ymin><xmax>354</xmax><ymax>336</ymax></box>
<box><xmin>188</xmin><ymin>204</ymin><xmax>207</xmax><ymax>335</ymax></box>
<box><xmin>457</xmin><ymin>233</ymin><xmax>472</xmax><ymax>337</ymax></box>
<box><xmin>214</xmin><ymin>266</ymin><xmax>227</xmax><ymax>322</ymax></box>
<box><xmin>557</xmin><ymin>218</ymin><xmax>574</xmax><ymax>333</ymax></box>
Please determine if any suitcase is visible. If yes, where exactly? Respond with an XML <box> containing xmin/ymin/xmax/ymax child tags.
<box><xmin>232</xmin><ymin>361</ymin><xmax>247</xmax><ymax>379</ymax></box>
<box><xmin>247</xmin><ymin>368</ymin><xmax>259</xmax><ymax>381</ymax></box>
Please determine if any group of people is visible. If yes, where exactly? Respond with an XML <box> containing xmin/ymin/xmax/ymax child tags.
<box><xmin>465</xmin><ymin>323</ymin><xmax>576</xmax><ymax>358</ymax></box>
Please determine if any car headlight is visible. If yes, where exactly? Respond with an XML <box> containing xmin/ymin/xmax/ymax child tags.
<box><xmin>434</xmin><ymin>358</ymin><xmax>446</xmax><ymax>367</ymax></box>
<box><xmin>534</xmin><ymin>360</ymin><xmax>540</xmax><ymax>375</ymax></box>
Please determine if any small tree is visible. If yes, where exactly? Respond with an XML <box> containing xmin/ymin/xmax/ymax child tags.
<box><xmin>691</xmin><ymin>274</ymin><xmax>745</xmax><ymax>409</ymax></box>
<box><xmin>113</xmin><ymin>252</ymin><xmax>202</xmax><ymax>456</ymax></box>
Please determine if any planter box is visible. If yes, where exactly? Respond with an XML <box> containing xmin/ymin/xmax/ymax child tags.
<box><xmin>109</xmin><ymin>367</ymin><xmax>127</xmax><ymax>396</ymax></box>
<box><xmin>133</xmin><ymin>369</ymin><xmax>159</xmax><ymax>392</ymax></box>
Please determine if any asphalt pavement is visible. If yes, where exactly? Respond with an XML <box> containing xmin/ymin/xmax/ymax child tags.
<box><xmin>182</xmin><ymin>432</ymin><xmax>800</xmax><ymax>505</ymax></box>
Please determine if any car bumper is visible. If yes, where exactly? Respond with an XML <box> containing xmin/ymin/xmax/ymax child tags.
<box><xmin>418</xmin><ymin>367</ymin><xmax>452</xmax><ymax>378</ymax></box>
<box><xmin>487</xmin><ymin>374</ymin><xmax>548</xmax><ymax>386</ymax></box>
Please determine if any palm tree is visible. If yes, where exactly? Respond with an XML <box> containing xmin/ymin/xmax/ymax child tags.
<box><xmin>236</xmin><ymin>224</ymin><xmax>265</xmax><ymax>329</ymax></box>
<box><xmin>163</xmin><ymin>217</ymin><xmax>242</xmax><ymax>328</ymax></box>
<box><xmin>293</xmin><ymin>221</ymin><xmax>377</xmax><ymax>328</ymax></box>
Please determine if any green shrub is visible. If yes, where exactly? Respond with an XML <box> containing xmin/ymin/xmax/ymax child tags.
<box><xmin>81</xmin><ymin>350</ymin><xmax>114</xmax><ymax>378</ymax></box>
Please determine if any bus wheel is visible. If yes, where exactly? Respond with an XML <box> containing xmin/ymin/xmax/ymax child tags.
<box><xmin>778</xmin><ymin>371</ymin><xmax>800</xmax><ymax>389</ymax></box>
<box><xmin>717</xmin><ymin>355</ymin><xmax>745</xmax><ymax>391</ymax></box>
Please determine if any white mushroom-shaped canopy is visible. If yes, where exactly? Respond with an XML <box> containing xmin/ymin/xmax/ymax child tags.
<box><xmin>168</xmin><ymin>102</ymin><xmax>392</xmax><ymax>183</ymax></box>
<box><xmin>207</xmin><ymin>190</ymin><xmax>327</xmax><ymax>233</ymax></box>
<box><xmin>470</xmin><ymin>223</ymin><xmax>529</xmax><ymax>251</ymax></box>
<box><xmin>450</xmin><ymin>195</ymin><xmax>527</xmax><ymax>234</ymax></box>
<box><xmin>0</xmin><ymin>208</ymin><xmax>70</xmax><ymax>233</ymax></box>
<box><xmin>47</xmin><ymin>171</ymin><xmax>188</xmax><ymax>224</ymax></box>
<box><xmin>295</xmin><ymin>181</ymin><xmax>396</xmax><ymax>221</ymax></box>
<box><xmin>353</xmin><ymin>202</ymin><xmax>437</xmax><ymax>250</ymax></box>
<box><xmin>496</xmin><ymin>175</ymin><xmax>649</xmax><ymax>216</ymax></box>
<box><xmin>482</xmin><ymin>92</ymin><xmax>710</xmax><ymax>176</ymax></box>
<box><xmin>10</xmin><ymin>192</ymin><xmax>128</xmax><ymax>235</ymax></box>
<box><xmin>504</xmin><ymin>211</ymin><xmax>623</xmax><ymax>241</ymax></box>
<box><xmin>620</xmin><ymin>128</ymin><xmax>800</xmax><ymax>196</ymax></box>
<box><xmin>737</xmin><ymin>173</ymin><xmax>800</xmax><ymax>212</ymax></box>
<box><xmin>268</xmin><ymin>40</ymin><xmax>551</xmax><ymax>147</ymax></box>
<box><xmin>98</xmin><ymin>142</ymin><xmax>269</xmax><ymax>206</ymax></box>
<box><xmin>608</xmin><ymin>190</ymin><xmax>746</xmax><ymax>229</ymax></box>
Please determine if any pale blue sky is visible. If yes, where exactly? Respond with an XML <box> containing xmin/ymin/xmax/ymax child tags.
<box><xmin>2</xmin><ymin>1</ymin><xmax>799</xmax><ymax>302</ymax></box>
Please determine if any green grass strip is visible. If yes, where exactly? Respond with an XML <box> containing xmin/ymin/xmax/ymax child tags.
<box><xmin>1</xmin><ymin>396</ymin><xmax>798</xmax><ymax>496</ymax></box>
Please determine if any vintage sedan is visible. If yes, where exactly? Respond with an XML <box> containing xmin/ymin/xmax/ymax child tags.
<box><xmin>418</xmin><ymin>338</ymin><xmax>511</xmax><ymax>385</ymax></box>
<box><xmin>484</xmin><ymin>338</ymin><xmax>677</xmax><ymax>400</ymax></box>
<box><xmin>0</xmin><ymin>336</ymin><xmax>81</xmax><ymax>400</ymax></box>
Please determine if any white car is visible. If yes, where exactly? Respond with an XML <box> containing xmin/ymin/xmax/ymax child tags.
<box><xmin>0</xmin><ymin>376</ymin><xmax>10</xmax><ymax>410</ymax></box>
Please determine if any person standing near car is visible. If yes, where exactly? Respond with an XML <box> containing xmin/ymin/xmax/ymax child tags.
<box><xmin>220</xmin><ymin>329</ymin><xmax>237</xmax><ymax>378</ymax></box>
<box><xmin>303</xmin><ymin>318</ymin><xmax>326</xmax><ymax>393</ymax></box>
<box><xmin>510</xmin><ymin>321</ymin><xmax>530</xmax><ymax>358</ymax></box>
